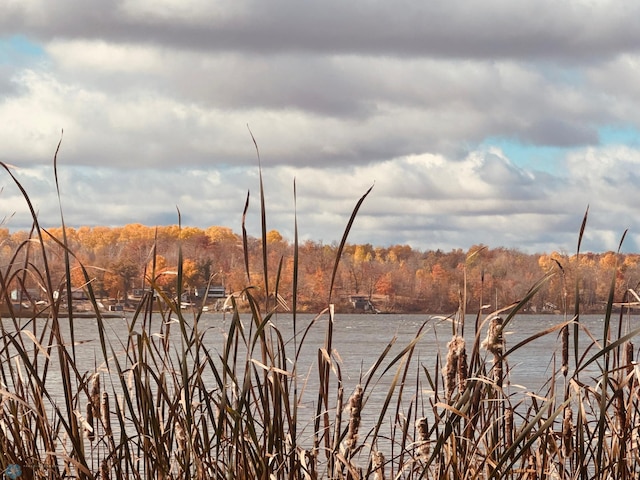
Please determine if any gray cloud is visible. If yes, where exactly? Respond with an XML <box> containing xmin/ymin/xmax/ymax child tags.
<box><xmin>4</xmin><ymin>1</ymin><xmax>640</xmax><ymax>61</ymax></box>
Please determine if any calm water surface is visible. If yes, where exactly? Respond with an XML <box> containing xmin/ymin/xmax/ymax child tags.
<box><xmin>4</xmin><ymin>311</ymin><xmax>637</xmax><ymax>470</ymax></box>
<box><xmin>21</xmin><ymin>311</ymin><xmax>637</xmax><ymax>404</ymax></box>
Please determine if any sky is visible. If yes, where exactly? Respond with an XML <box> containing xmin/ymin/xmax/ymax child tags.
<box><xmin>2</xmin><ymin>1</ymin><xmax>640</xmax><ymax>254</ymax></box>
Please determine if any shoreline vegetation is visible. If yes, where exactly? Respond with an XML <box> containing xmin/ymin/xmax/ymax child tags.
<box><xmin>2</xmin><ymin>148</ymin><xmax>640</xmax><ymax>478</ymax></box>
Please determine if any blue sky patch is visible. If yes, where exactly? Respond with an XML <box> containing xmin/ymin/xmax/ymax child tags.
<box><xmin>480</xmin><ymin>136</ymin><xmax>570</xmax><ymax>174</ymax></box>
<box><xmin>598</xmin><ymin>125</ymin><xmax>640</xmax><ymax>148</ymax></box>
<box><xmin>0</xmin><ymin>35</ymin><xmax>46</xmax><ymax>65</ymax></box>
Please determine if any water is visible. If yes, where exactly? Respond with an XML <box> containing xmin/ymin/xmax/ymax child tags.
<box><xmin>8</xmin><ymin>312</ymin><xmax>633</xmax><ymax>403</ymax></box>
<box><xmin>3</xmin><ymin>311</ymin><xmax>637</xmax><ymax>476</ymax></box>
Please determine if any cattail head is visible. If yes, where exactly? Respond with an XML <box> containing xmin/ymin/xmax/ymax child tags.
<box><xmin>415</xmin><ymin>417</ymin><xmax>430</xmax><ymax>459</ymax></box>
<box><xmin>457</xmin><ymin>339</ymin><xmax>468</xmax><ymax>393</ymax></box>
<box><xmin>562</xmin><ymin>406</ymin><xmax>573</xmax><ymax>457</ymax></box>
<box><xmin>175</xmin><ymin>421</ymin><xmax>187</xmax><ymax>453</ymax></box>
<box><xmin>371</xmin><ymin>451</ymin><xmax>385</xmax><ymax>480</ymax></box>
<box><xmin>481</xmin><ymin>317</ymin><xmax>504</xmax><ymax>355</ymax></box>
<box><xmin>101</xmin><ymin>392</ymin><xmax>112</xmax><ymax>437</ymax></box>
<box><xmin>90</xmin><ymin>372</ymin><xmax>101</xmax><ymax>417</ymax></box>
<box><xmin>625</xmin><ymin>341</ymin><xmax>634</xmax><ymax>374</ymax></box>
<box><xmin>100</xmin><ymin>459</ymin><xmax>109</xmax><ymax>480</ymax></box>
<box><xmin>443</xmin><ymin>336</ymin><xmax>466</xmax><ymax>400</ymax></box>
<box><xmin>505</xmin><ymin>407</ymin><xmax>514</xmax><ymax>449</ymax></box>
<box><xmin>561</xmin><ymin>325</ymin><xmax>569</xmax><ymax>376</ymax></box>
<box><xmin>345</xmin><ymin>385</ymin><xmax>363</xmax><ymax>451</ymax></box>
<box><xmin>85</xmin><ymin>401</ymin><xmax>95</xmax><ymax>441</ymax></box>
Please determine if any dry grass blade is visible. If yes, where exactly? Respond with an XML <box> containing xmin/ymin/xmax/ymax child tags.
<box><xmin>328</xmin><ymin>184</ymin><xmax>374</xmax><ymax>304</ymax></box>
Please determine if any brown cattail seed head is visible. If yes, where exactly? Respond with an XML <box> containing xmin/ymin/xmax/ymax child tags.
<box><xmin>175</xmin><ymin>422</ymin><xmax>187</xmax><ymax>453</ymax></box>
<box><xmin>561</xmin><ymin>325</ymin><xmax>569</xmax><ymax>376</ymax></box>
<box><xmin>505</xmin><ymin>407</ymin><xmax>514</xmax><ymax>449</ymax></box>
<box><xmin>625</xmin><ymin>342</ymin><xmax>634</xmax><ymax>373</ymax></box>
<box><xmin>482</xmin><ymin>317</ymin><xmax>504</xmax><ymax>355</ymax></box>
<box><xmin>457</xmin><ymin>339</ymin><xmax>468</xmax><ymax>392</ymax></box>
<box><xmin>562</xmin><ymin>406</ymin><xmax>573</xmax><ymax>457</ymax></box>
<box><xmin>100</xmin><ymin>459</ymin><xmax>109</xmax><ymax>480</ymax></box>
<box><xmin>85</xmin><ymin>401</ymin><xmax>95</xmax><ymax>441</ymax></box>
<box><xmin>90</xmin><ymin>373</ymin><xmax>101</xmax><ymax>417</ymax></box>
<box><xmin>443</xmin><ymin>336</ymin><xmax>466</xmax><ymax>400</ymax></box>
<box><xmin>372</xmin><ymin>451</ymin><xmax>386</xmax><ymax>480</ymax></box>
<box><xmin>345</xmin><ymin>385</ymin><xmax>363</xmax><ymax>450</ymax></box>
<box><xmin>101</xmin><ymin>392</ymin><xmax>112</xmax><ymax>437</ymax></box>
<box><xmin>415</xmin><ymin>417</ymin><xmax>430</xmax><ymax>459</ymax></box>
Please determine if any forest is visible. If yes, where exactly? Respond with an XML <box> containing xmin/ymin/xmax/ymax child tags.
<box><xmin>1</xmin><ymin>223</ymin><xmax>638</xmax><ymax>314</ymax></box>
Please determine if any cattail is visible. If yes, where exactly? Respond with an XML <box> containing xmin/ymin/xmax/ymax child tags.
<box><xmin>481</xmin><ymin>317</ymin><xmax>504</xmax><ymax>355</ymax></box>
<box><xmin>457</xmin><ymin>338</ymin><xmax>468</xmax><ymax>392</ymax></box>
<box><xmin>101</xmin><ymin>392</ymin><xmax>112</xmax><ymax>437</ymax></box>
<box><xmin>562</xmin><ymin>406</ymin><xmax>573</xmax><ymax>457</ymax></box>
<box><xmin>371</xmin><ymin>451</ymin><xmax>385</xmax><ymax>480</ymax></box>
<box><xmin>175</xmin><ymin>422</ymin><xmax>187</xmax><ymax>453</ymax></box>
<box><xmin>444</xmin><ymin>337</ymin><xmax>458</xmax><ymax>400</ymax></box>
<box><xmin>504</xmin><ymin>407</ymin><xmax>513</xmax><ymax>450</ymax></box>
<box><xmin>415</xmin><ymin>417</ymin><xmax>430</xmax><ymax>459</ymax></box>
<box><xmin>625</xmin><ymin>342</ymin><xmax>635</xmax><ymax>388</ymax></box>
<box><xmin>345</xmin><ymin>385</ymin><xmax>363</xmax><ymax>451</ymax></box>
<box><xmin>561</xmin><ymin>325</ymin><xmax>569</xmax><ymax>377</ymax></box>
<box><xmin>85</xmin><ymin>401</ymin><xmax>95</xmax><ymax>441</ymax></box>
<box><xmin>482</xmin><ymin>317</ymin><xmax>504</xmax><ymax>386</ymax></box>
<box><xmin>99</xmin><ymin>459</ymin><xmax>109</xmax><ymax>480</ymax></box>
<box><xmin>444</xmin><ymin>336</ymin><xmax>466</xmax><ymax>400</ymax></box>
<box><xmin>90</xmin><ymin>373</ymin><xmax>101</xmax><ymax>417</ymax></box>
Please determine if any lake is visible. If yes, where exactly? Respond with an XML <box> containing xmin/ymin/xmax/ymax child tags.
<box><xmin>3</xmin><ymin>310</ymin><xmax>636</xmax><ymax>475</ymax></box>
<box><xmin>21</xmin><ymin>311</ymin><xmax>634</xmax><ymax>414</ymax></box>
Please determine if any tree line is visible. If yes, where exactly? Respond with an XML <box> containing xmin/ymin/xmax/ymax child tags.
<box><xmin>2</xmin><ymin>224</ymin><xmax>639</xmax><ymax>313</ymax></box>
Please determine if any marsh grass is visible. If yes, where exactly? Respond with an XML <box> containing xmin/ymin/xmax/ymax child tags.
<box><xmin>2</xmin><ymin>156</ymin><xmax>640</xmax><ymax>479</ymax></box>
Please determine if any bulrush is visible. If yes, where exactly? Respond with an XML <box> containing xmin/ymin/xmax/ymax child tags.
<box><xmin>444</xmin><ymin>336</ymin><xmax>467</xmax><ymax>400</ymax></box>
<box><xmin>101</xmin><ymin>392</ymin><xmax>112</xmax><ymax>437</ymax></box>
<box><xmin>345</xmin><ymin>385</ymin><xmax>363</xmax><ymax>451</ymax></box>
<box><xmin>481</xmin><ymin>317</ymin><xmax>504</xmax><ymax>356</ymax></box>
<box><xmin>504</xmin><ymin>407</ymin><xmax>513</xmax><ymax>450</ymax></box>
<box><xmin>562</xmin><ymin>406</ymin><xmax>573</xmax><ymax>457</ymax></box>
<box><xmin>85</xmin><ymin>401</ymin><xmax>95</xmax><ymax>441</ymax></box>
<box><xmin>561</xmin><ymin>324</ymin><xmax>569</xmax><ymax>377</ymax></box>
<box><xmin>99</xmin><ymin>459</ymin><xmax>109</xmax><ymax>480</ymax></box>
<box><xmin>90</xmin><ymin>373</ymin><xmax>101</xmax><ymax>417</ymax></box>
<box><xmin>415</xmin><ymin>417</ymin><xmax>430</xmax><ymax>460</ymax></box>
<box><xmin>175</xmin><ymin>422</ymin><xmax>187</xmax><ymax>453</ymax></box>
<box><xmin>625</xmin><ymin>341</ymin><xmax>634</xmax><ymax>391</ymax></box>
<box><xmin>371</xmin><ymin>451</ymin><xmax>385</xmax><ymax>480</ymax></box>
<box><xmin>482</xmin><ymin>317</ymin><xmax>504</xmax><ymax>386</ymax></box>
